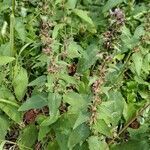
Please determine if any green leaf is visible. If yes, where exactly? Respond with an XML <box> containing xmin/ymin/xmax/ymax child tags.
<box><xmin>93</xmin><ymin>119</ymin><xmax>112</xmax><ymax>138</ymax></box>
<box><xmin>41</xmin><ymin>93</ymin><xmax>61</xmax><ymax>126</ymax></box>
<box><xmin>121</xmin><ymin>25</ymin><xmax>133</xmax><ymax>50</ymax></box>
<box><xmin>0</xmin><ymin>98</ymin><xmax>19</xmax><ymax>107</ymax></box>
<box><xmin>103</xmin><ymin>0</ymin><xmax>124</xmax><ymax>13</ymax></box>
<box><xmin>128</xmin><ymin>124</ymin><xmax>149</xmax><ymax>140</ymax></box>
<box><xmin>0</xmin><ymin>56</ymin><xmax>15</xmax><ymax>65</ymax></box>
<box><xmin>68</xmin><ymin>124</ymin><xmax>90</xmax><ymax>149</ymax></box>
<box><xmin>67</xmin><ymin>41</ymin><xmax>82</xmax><ymax>59</ymax></box>
<box><xmin>0</xmin><ymin>87</ymin><xmax>16</xmax><ymax>101</ymax></box>
<box><xmin>52</xmin><ymin>24</ymin><xmax>64</xmax><ymax>39</ymax></box>
<box><xmin>13</xmin><ymin>67</ymin><xmax>28</xmax><ymax>101</ymax></box>
<box><xmin>73</xmin><ymin>9</ymin><xmax>95</xmax><ymax>26</ymax></box>
<box><xmin>74</xmin><ymin>142</ymin><xmax>89</xmax><ymax>150</ymax></box>
<box><xmin>142</xmin><ymin>53</ymin><xmax>150</xmax><ymax>73</ymax></box>
<box><xmin>0</xmin><ymin>141</ymin><xmax>6</xmax><ymax>150</ymax></box>
<box><xmin>53</xmin><ymin>114</ymin><xmax>78</xmax><ymax>150</ymax></box>
<box><xmin>0</xmin><ymin>87</ymin><xmax>22</xmax><ymax>123</ymax></box>
<box><xmin>41</xmin><ymin>112</ymin><xmax>60</xmax><ymax>126</ymax></box>
<box><xmin>123</xmin><ymin>103</ymin><xmax>137</xmax><ymax>121</ymax></box>
<box><xmin>18</xmin><ymin>94</ymin><xmax>48</xmax><ymax>111</ymax></box>
<box><xmin>0</xmin><ymin>42</ymin><xmax>11</xmax><ymax>56</ymax></box>
<box><xmin>48</xmin><ymin>93</ymin><xmax>61</xmax><ymax>116</ymax></box>
<box><xmin>133</xmin><ymin>25</ymin><xmax>145</xmax><ymax>40</ymax></box>
<box><xmin>28</xmin><ymin>75</ymin><xmax>47</xmax><ymax>86</ymax></box>
<box><xmin>73</xmin><ymin>112</ymin><xmax>89</xmax><ymax>129</ymax></box>
<box><xmin>97</xmin><ymin>91</ymin><xmax>125</xmax><ymax>126</ymax></box>
<box><xmin>66</xmin><ymin>0</ymin><xmax>77</xmax><ymax>9</ymax></box>
<box><xmin>132</xmin><ymin>52</ymin><xmax>143</xmax><ymax>76</ymax></box>
<box><xmin>17</xmin><ymin>125</ymin><xmax>38</xmax><ymax>149</ymax></box>
<box><xmin>88</xmin><ymin>136</ymin><xmax>109</xmax><ymax>150</ymax></box>
<box><xmin>55</xmin><ymin>0</ymin><xmax>62</xmax><ymax>5</ymax></box>
<box><xmin>58</xmin><ymin>74</ymin><xmax>78</xmax><ymax>85</ymax></box>
<box><xmin>77</xmin><ymin>44</ymin><xmax>98</xmax><ymax>73</ymax></box>
<box><xmin>134</xmin><ymin>76</ymin><xmax>149</xmax><ymax>86</ymax></box>
<box><xmin>0</xmin><ymin>103</ymin><xmax>22</xmax><ymax>123</ymax></box>
<box><xmin>38</xmin><ymin>126</ymin><xmax>51</xmax><ymax>141</ymax></box>
<box><xmin>111</xmin><ymin>140</ymin><xmax>150</xmax><ymax>150</ymax></box>
<box><xmin>63</xmin><ymin>92</ymin><xmax>90</xmax><ymax>113</ymax></box>
<box><xmin>0</xmin><ymin>115</ymin><xmax>9</xmax><ymax>141</ymax></box>
<box><xmin>15</xmin><ymin>18</ymin><xmax>26</xmax><ymax>42</ymax></box>
<box><xmin>47</xmin><ymin>141</ymin><xmax>59</xmax><ymax>150</ymax></box>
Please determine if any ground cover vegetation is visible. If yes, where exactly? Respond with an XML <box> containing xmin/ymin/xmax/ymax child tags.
<box><xmin>0</xmin><ymin>0</ymin><xmax>150</xmax><ymax>149</ymax></box>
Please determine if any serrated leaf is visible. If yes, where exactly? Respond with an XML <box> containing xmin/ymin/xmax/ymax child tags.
<box><xmin>17</xmin><ymin>125</ymin><xmax>38</xmax><ymax>149</ymax></box>
<box><xmin>13</xmin><ymin>67</ymin><xmax>28</xmax><ymax>101</ymax></box>
<box><xmin>68</xmin><ymin>124</ymin><xmax>90</xmax><ymax>149</ymax></box>
<box><xmin>18</xmin><ymin>94</ymin><xmax>48</xmax><ymax>111</ymax></box>
<box><xmin>0</xmin><ymin>56</ymin><xmax>15</xmax><ymax>65</ymax></box>
<box><xmin>103</xmin><ymin>0</ymin><xmax>124</xmax><ymax>13</ymax></box>
<box><xmin>97</xmin><ymin>91</ymin><xmax>125</xmax><ymax>126</ymax></box>
<box><xmin>88</xmin><ymin>136</ymin><xmax>109</xmax><ymax>150</ymax></box>
<box><xmin>63</xmin><ymin>92</ymin><xmax>90</xmax><ymax>113</ymax></box>
<box><xmin>93</xmin><ymin>119</ymin><xmax>112</xmax><ymax>138</ymax></box>
<box><xmin>132</xmin><ymin>52</ymin><xmax>143</xmax><ymax>76</ymax></box>
<box><xmin>73</xmin><ymin>9</ymin><xmax>95</xmax><ymax>26</ymax></box>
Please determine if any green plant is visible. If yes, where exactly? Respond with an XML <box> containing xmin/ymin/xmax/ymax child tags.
<box><xmin>0</xmin><ymin>0</ymin><xmax>149</xmax><ymax>149</ymax></box>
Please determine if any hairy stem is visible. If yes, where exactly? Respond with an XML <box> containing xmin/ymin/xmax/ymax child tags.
<box><xmin>10</xmin><ymin>0</ymin><xmax>15</xmax><ymax>56</ymax></box>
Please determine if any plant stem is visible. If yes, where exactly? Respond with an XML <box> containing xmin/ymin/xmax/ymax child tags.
<box><xmin>10</xmin><ymin>0</ymin><xmax>15</xmax><ymax>56</ymax></box>
<box><xmin>0</xmin><ymin>140</ymin><xmax>32</xmax><ymax>150</ymax></box>
<box><xmin>12</xmin><ymin>0</ymin><xmax>15</xmax><ymax>15</ymax></box>
<box><xmin>108</xmin><ymin>103</ymin><xmax>150</xmax><ymax>145</ymax></box>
